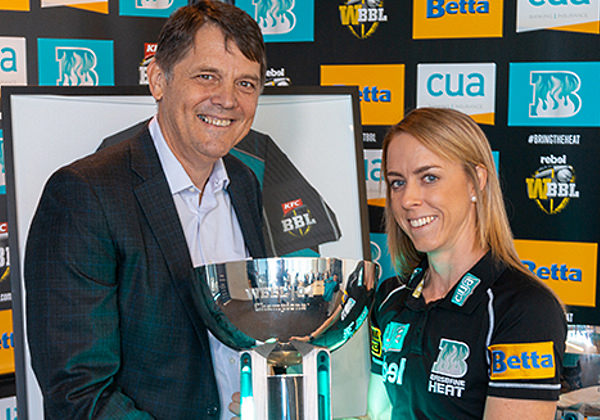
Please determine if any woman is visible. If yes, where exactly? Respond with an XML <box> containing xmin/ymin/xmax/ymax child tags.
<box><xmin>366</xmin><ymin>108</ymin><xmax>566</xmax><ymax>419</ymax></box>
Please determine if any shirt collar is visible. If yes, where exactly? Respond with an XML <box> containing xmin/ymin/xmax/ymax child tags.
<box><xmin>149</xmin><ymin>116</ymin><xmax>230</xmax><ymax>195</ymax></box>
<box><xmin>406</xmin><ymin>251</ymin><xmax>506</xmax><ymax>313</ymax></box>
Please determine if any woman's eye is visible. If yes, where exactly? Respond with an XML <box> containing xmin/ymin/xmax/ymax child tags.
<box><xmin>389</xmin><ymin>179</ymin><xmax>405</xmax><ymax>189</ymax></box>
<box><xmin>423</xmin><ymin>174</ymin><xmax>438</xmax><ymax>183</ymax></box>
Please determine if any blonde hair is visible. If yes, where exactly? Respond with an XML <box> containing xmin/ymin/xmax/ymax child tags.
<box><xmin>382</xmin><ymin>107</ymin><xmax>530</xmax><ymax>279</ymax></box>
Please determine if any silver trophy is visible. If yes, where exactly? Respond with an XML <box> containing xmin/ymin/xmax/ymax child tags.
<box><xmin>193</xmin><ymin>257</ymin><xmax>376</xmax><ymax>420</ymax></box>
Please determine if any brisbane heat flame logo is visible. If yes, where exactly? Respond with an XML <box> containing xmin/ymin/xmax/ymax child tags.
<box><xmin>55</xmin><ymin>47</ymin><xmax>98</xmax><ymax>86</ymax></box>
<box><xmin>529</xmin><ymin>71</ymin><xmax>582</xmax><ymax>118</ymax></box>
<box><xmin>339</xmin><ymin>0</ymin><xmax>388</xmax><ymax>39</ymax></box>
<box><xmin>253</xmin><ymin>0</ymin><xmax>296</xmax><ymax>35</ymax></box>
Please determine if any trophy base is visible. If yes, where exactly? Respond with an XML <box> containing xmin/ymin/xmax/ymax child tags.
<box><xmin>240</xmin><ymin>342</ymin><xmax>331</xmax><ymax>420</ymax></box>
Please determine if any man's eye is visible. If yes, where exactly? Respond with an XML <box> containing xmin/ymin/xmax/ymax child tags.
<box><xmin>239</xmin><ymin>80</ymin><xmax>257</xmax><ymax>90</ymax></box>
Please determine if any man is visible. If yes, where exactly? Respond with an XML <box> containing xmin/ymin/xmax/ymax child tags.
<box><xmin>25</xmin><ymin>1</ymin><xmax>267</xmax><ymax>418</ymax></box>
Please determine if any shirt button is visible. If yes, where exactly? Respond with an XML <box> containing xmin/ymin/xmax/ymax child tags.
<box><xmin>230</xmin><ymin>357</ymin><xmax>236</xmax><ymax>364</ymax></box>
<box><xmin>206</xmin><ymin>405</ymin><xmax>218</xmax><ymax>416</ymax></box>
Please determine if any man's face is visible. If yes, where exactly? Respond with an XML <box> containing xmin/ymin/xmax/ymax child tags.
<box><xmin>148</xmin><ymin>23</ymin><xmax>262</xmax><ymax>172</ymax></box>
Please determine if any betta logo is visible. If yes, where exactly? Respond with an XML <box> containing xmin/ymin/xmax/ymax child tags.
<box><xmin>529</xmin><ymin>71</ymin><xmax>582</xmax><ymax>118</ymax></box>
<box><xmin>281</xmin><ymin>198</ymin><xmax>317</xmax><ymax>237</ymax></box>
<box><xmin>55</xmin><ymin>47</ymin><xmax>98</xmax><ymax>86</ymax></box>
<box><xmin>339</xmin><ymin>0</ymin><xmax>388</xmax><ymax>39</ymax></box>
<box><xmin>253</xmin><ymin>0</ymin><xmax>296</xmax><ymax>35</ymax></box>
<box><xmin>525</xmin><ymin>156</ymin><xmax>579</xmax><ymax>215</ymax></box>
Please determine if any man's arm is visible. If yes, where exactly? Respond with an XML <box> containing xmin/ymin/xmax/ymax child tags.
<box><xmin>25</xmin><ymin>167</ymin><xmax>153</xmax><ymax>419</ymax></box>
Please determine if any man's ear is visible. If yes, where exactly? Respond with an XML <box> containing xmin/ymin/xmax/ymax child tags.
<box><xmin>147</xmin><ymin>59</ymin><xmax>166</xmax><ymax>102</ymax></box>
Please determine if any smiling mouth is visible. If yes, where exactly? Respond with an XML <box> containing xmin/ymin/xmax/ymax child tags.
<box><xmin>409</xmin><ymin>216</ymin><xmax>437</xmax><ymax>228</ymax></box>
<box><xmin>198</xmin><ymin>114</ymin><xmax>232</xmax><ymax>127</ymax></box>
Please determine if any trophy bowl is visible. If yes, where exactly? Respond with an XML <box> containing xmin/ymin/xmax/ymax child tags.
<box><xmin>193</xmin><ymin>257</ymin><xmax>376</xmax><ymax>420</ymax></box>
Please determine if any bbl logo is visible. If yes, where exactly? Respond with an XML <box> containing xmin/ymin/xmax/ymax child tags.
<box><xmin>525</xmin><ymin>154</ymin><xmax>580</xmax><ymax>214</ymax></box>
<box><xmin>281</xmin><ymin>198</ymin><xmax>317</xmax><ymax>237</ymax></box>
<box><xmin>339</xmin><ymin>0</ymin><xmax>388</xmax><ymax>39</ymax></box>
<box><xmin>253</xmin><ymin>0</ymin><xmax>296</xmax><ymax>34</ymax></box>
<box><xmin>529</xmin><ymin>71</ymin><xmax>582</xmax><ymax>118</ymax></box>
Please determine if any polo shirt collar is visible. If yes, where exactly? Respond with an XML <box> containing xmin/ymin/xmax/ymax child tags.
<box><xmin>405</xmin><ymin>251</ymin><xmax>507</xmax><ymax>314</ymax></box>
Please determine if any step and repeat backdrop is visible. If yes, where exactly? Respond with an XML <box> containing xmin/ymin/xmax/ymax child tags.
<box><xmin>0</xmin><ymin>0</ymin><xmax>599</xmax><ymax>414</ymax></box>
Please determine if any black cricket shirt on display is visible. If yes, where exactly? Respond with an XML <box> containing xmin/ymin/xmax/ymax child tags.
<box><xmin>370</xmin><ymin>252</ymin><xmax>566</xmax><ymax>419</ymax></box>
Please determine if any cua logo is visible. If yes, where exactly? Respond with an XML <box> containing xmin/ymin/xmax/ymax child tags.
<box><xmin>0</xmin><ymin>47</ymin><xmax>18</xmax><ymax>73</ymax></box>
<box><xmin>427</xmin><ymin>72</ymin><xmax>485</xmax><ymax>97</ymax></box>
<box><xmin>529</xmin><ymin>0</ymin><xmax>590</xmax><ymax>5</ymax></box>
<box><xmin>529</xmin><ymin>71</ymin><xmax>582</xmax><ymax>118</ymax></box>
<box><xmin>254</xmin><ymin>0</ymin><xmax>296</xmax><ymax>34</ymax></box>
<box><xmin>525</xmin><ymin>156</ymin><xmax>579</xmax><ymax>214</ymax></box>
<box><xmin>339</xmin><ymin>0</ymin><xmax>388</xmax><ymax>39</ymax></box>
<box><xmin>427</xmin><ymin>0</ymin><xmax>490</xmax><ymax>18</ymax></box>
<box><xmin>56</xmin><ymin>47</ymin><xmax>98</xmax><ymax>86</ymax></box>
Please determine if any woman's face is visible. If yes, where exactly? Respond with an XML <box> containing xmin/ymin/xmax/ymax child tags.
<box><xmin>386</xmin><ymin>132</ymin><xmax>479</xmax><ymax>257</ymax></box>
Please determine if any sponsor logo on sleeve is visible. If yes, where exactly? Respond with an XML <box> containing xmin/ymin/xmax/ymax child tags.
<box><xmin>339</xmin><ymin>0</ymin><xmax>388</xmax><ymax>39</ymax></box>
<box><xmin>413</xmin><ymin>0</ymin><xmax>503</xmax><ymax>39</ymax></box>
<box><xmin>0</xmin><ymin>37</ymin><xmax>27</xmax><ymax>88</ymax></box>
<box><xmin>38</xmin><ymin>38</ymin><xmax>114</xmax><ymax>86</ymax></box>
<box><xmin>508</xmin><ymin>62</ymin><xmax>600</xmax><ymax>127</ymax></box>
<box><xmin>417</xmin><ymin>62</ymin><xmax>496</xmax><ymax>125</ymax></box>
<box><xmin>371</xmin><ymin>325</ymin><xmax>383</xmax><ymax>357</ymax></box>
<box><xmin>489</xmin><ymin>341</ymin><xmax>556</xmax><ymax>380</ymax></box>
<box><xmin>321</xmin><ymin>64</ymin><xmax>405</xmax><ymax>125</ymax></box>
<box><xmin>119</xmin><ymin>0</ymin><xmax>186</xmax><ymax>17</ymax></box>
<box><xmin>517</xmin><ymin>0</ymin><xmax>600</xmax><ymax>34</ymax></box>
<box><xmin>236</xmin><ymin>0</ymin><xmax>314</xmax><ymax>42</ymax></box>
<box><xmin>514</xmin><ymin>239</ymin><xmax>598</xmax><ymax>307</ymax></box>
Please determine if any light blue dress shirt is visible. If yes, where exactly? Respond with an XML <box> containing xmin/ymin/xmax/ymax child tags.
<box><xmin>149</xmin><ymin>117</ymin><xmax>248</xmax><ymax>420</ymax></box>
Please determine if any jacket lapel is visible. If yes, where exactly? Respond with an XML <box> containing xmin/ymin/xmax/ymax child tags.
<box><xmin>129</xmin><ymin>130</ymin><xmax>210</xmax><ymax>343</ymax></box>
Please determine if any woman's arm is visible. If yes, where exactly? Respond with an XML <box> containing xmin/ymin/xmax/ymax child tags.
<box><xmin>483</xmin><ymin>396</ymin><xmax>557</xmax><ymax>420</ymax></box>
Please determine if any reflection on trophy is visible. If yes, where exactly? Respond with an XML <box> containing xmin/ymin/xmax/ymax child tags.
<box><xmin>193</xmin><ymin>257</ymin><xmax>376</xmax><ymax>420</ymax></box>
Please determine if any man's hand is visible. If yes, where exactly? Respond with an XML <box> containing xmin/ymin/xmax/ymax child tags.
<box><xmin>229</xmin><ymin>392</ymin><xmax>241</xmax><ymax>420</ymax></box>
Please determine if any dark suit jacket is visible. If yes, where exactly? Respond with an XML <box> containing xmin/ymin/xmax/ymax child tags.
<box><xmin>25</xmin><ymin>128</ymin><xmax>266</xmax><ymax>419</ymax></box>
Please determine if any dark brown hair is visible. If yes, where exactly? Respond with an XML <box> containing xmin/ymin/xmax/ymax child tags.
<box><xmin>154</xmin><ymin>0</ymin><xmax>266</xmax><ymax>84</ymax></box>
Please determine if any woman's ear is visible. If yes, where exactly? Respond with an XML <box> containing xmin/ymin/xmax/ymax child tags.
<box><xmin>475</xmin><ymin>164</ymin><xmax>488</xmax><ymax>193</ymax></box>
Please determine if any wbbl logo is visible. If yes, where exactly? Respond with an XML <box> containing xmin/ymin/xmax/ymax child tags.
<box><xmin>339</xmin><ymin>0</ymin><xmax>388</xmax><ymax>39</ymax></box>
<box><xmin>56</xmin><ymin>47</ymin><xmax>98</xmax><ymax>86</ymax></box>
<box><xmin>38</xmin><ymin>39</ymin><xmax>114</xmax><ymax>87</ymax></box>
<box><xmin>253</xmin><ymin>0</ymin><xmax>296</xmax><ymax>34</ymax></box>
<box><xmin>525</xmin><ymin>154</ymin><xmax>579</xmax><ymax>215</ymax></box>
<box><xmin>529</xmin><ymin>71</ymin><xmax>581</xmax><ymax>118</ymax></box>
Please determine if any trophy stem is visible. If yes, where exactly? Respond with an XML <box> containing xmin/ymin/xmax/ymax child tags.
<box><xmin>268</xmin><ymin>374</ymin><xmax>303</xmax><ymax>420</ymax></box>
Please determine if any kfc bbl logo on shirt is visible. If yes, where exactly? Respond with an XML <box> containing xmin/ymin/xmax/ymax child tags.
<box><xmin>525</xmin><ymin>154</ymin><xmax>579</xmax><ymax>214</ymax></box>
<box><xmin>281</xmin><ymin>198</ymin><xmax>317</xmax><ymax>237</ymax></box>
<box><xmin>339</xmin><ymin>0</ymin><xmax>388</xmax><ymax>39</ymax></box>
